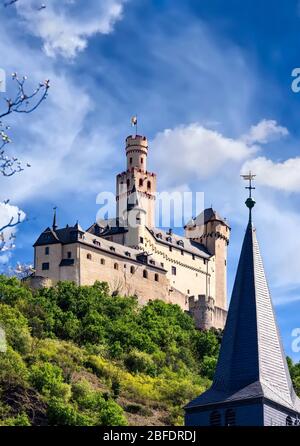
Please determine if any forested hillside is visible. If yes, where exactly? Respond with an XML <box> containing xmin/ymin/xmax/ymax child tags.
<box><xmin>0</xmin><ymin>276</ymin><xmax>299</xmax><ymax>426</ymax></box>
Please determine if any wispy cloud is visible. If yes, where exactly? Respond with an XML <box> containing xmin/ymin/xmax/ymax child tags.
<box><xmin>15</xmin><ymin>0</ymin><xmax>128</xmax><ymax>58</ymax></box>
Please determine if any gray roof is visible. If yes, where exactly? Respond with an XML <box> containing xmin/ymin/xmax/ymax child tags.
<box><xmin>185</xmin><ymin>207</ymin><xmax>230</xmax><ymax>229</ymax></box>
<box><xmin>147</xmin><ymin>227</ymin><xmax>211</xmax><ymax>259</ymax></box>
<box><xmin>186</xmin><ymin>216</ymin><xmax>300</xmax><ymax>413</ymax></box>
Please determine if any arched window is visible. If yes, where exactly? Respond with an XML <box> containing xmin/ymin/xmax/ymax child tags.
<box><xmin>101</xmin><ymin>258</ymin><xmax>105</xmax><ymax>265</ymax></box>
<box><xmin>139</xmin><ymin>178</ymin><xmax>143</xmax><ymax>187</ymax></box>
<box><xmin>155</xmin><ymin>273</ymin><xmax>159</xmax><ymax>282</ymax></box>
<box><xmin>141</xmin><ymin>157</ymin><xmax>144</xmax><ymax>164</ymax></box>
<box><xmin>143</xmin><ymin>270</ymin><xmax>148</xmax><ymax>279</ymax></box>
<box><xmin>130</xmin><ymin>266</ymin><xmax>135</xmax><ymax>274</ymax></box>
<box><xmin>210</xmin><ymin>410</ymin><xmax>221</xmax><ymax>426</ymax></box>
<box><xmin>147</xmin><ymin>180</ymin><xmax>151</xmax><ymax>190</ymax></box>
<box><xmin>87</xmin><ymin>253</ymin><xmax>92</xmax><ymax>260</ymax></box>
<box><xmin>286</xmin><ymin>416</ymin><xmax>293</xmax><ymax>426</ymax></box>
<box><xmin>114</xmin><ymin>263</ymin><xmax>119</xmax><ymax>270</ymax></box>
<box><xmin>225</xmin><ymin>409</ymin><xmax>236</xmax><ymax>426</ymax></box>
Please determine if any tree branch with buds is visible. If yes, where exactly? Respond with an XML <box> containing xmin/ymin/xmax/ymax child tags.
<box><xmin>0</xmin><ymin>72</ymin><xmax>49</xmax><ymax>253</ymax></box>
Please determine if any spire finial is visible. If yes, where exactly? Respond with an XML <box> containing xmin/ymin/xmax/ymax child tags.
<box><xmin>52</xmin><ymin>206</ymin><xmax>57</xmax><ymax>230</ymax></box>
<box><xmin>241</xmin><ymin>171</ymin><xmax>256</xmax><ymax>220</ymax></box>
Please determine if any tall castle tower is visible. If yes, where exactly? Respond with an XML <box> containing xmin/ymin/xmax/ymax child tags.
<box><xmin>185</xmin><ymin>208</ymin><xmax>230</xmax><ymax>311</ymax></box>
<box><xmin>116</xmin><ymin>135</ymin><xmax>156</xmax><ymax>228</ymax></box>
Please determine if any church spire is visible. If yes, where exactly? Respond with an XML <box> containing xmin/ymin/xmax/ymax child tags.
<box><xmin>185</xmin><ymin>176</ymin><xmax>300</xmax><ymax>426</ymax></box>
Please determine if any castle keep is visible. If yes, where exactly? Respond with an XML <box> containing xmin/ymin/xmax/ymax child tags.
<box><xmin>30</xmin><ymin>134</ymin><xmax>230</xmax><ymax>330</ymax></box>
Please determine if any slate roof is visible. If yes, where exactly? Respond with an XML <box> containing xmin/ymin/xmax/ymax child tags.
<box><xmin>184</xmin><ymin>207</ymin><xmax>230</xmax><ymax>229</ymax></box>
<box><xmin>147</xmin><ymin>227</ymin><xmax>211</xmax><ymax>259</ymax></box>
<box><xmin>186</xmin><ymin>216</ymin><xmax>300</xmax><ymax>414</ymax></box>
<box><xmin>33</xmin><ymin>224</ymin><xmax>84</xmax><ymax>246</ymax></box>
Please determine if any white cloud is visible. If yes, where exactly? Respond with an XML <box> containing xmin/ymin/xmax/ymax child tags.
<box><xmin>16</xmin><ymin>0</ymin><xmax>128</xmax><ymax>58</ymax></box>
<box><xmin>242</xmin><ymin>156</ymin><xmax>300</xmax><ymax>192</ymax></box>
<box><xmin>242</xmin><ymin>119</ymin><xmax>289</xmax><ymax>144</ymax></box>
<box><xmin>151</xmin><ymin>123</ymin><xmax>259</xmax><ymax>188</ymax></box>
<box><xmin>0</xmin><ymin>202</ymin><xmax>25</xmax><ymax>263</ymax></box>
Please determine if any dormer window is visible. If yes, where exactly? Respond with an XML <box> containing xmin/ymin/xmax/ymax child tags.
<box><xmin>166</xmin><ymin>236</ymin><xmax>172</xmax><ymax>243</ymax></box>
<box><xmin>177</xmin><ymin>240</ymin><xmax>184</xmax><ymax>247</ymax></box>
<box><xmin>110</xmin><ymin>246</ymin><xmax>116</xmax><ymax>252</ymax></box>
<box><xmin>157</xmin><ymin>233</ymin><xmax>162</xmax><ymax>239</ymax></box>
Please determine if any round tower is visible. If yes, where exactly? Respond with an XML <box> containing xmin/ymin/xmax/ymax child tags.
<box><xmin>116</xmin><ymin>134</ymin><xmax>156</xmax><ymax>228</ymax></box>
<box><xmin>126</xmin><ymin>135</ymin><xmax>148</xmax><ymax>172</ymax></box>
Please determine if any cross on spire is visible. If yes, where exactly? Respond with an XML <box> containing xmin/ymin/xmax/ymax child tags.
<box><xmin>241</xmin><ymin>171</ymin><xmax>256</xmax><ymax>198</ymax></box>
<box><xmin>241</xmin><ymin>171</ymin><xmax>256</xmax><ymax>219</ymax></box>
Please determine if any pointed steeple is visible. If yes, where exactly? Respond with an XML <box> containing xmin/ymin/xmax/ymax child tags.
<box><xmin>52</xmin><ymin>206</ymin><xmax>58</xmax><ymax>231</ymax></box>
<box><xmin>185</xmin><ymin>175</ymin><xmax>300</xmax><ymax>426</ymax></box>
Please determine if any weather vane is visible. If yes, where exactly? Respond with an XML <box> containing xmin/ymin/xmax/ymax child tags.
<box><xmin>241</xmin><ymin>171</ymin><xmax>256</xmax><ymax>215</ymax></box>
<box><xmin>241</xmin><ymin>171</ymin><xmax>256</xmax><ymax>198</ymax></box>
<box><xmin>131</xmin><ymin>115</ymin><xmax>138</xmax><ymax>136</ymax></box>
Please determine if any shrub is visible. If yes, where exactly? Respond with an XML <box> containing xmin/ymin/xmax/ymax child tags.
<box><xmin>29</xmin><ymin>362</ymin><xmax>71</xmax><ymax>401</ymax></box>
<box><xmin>124</xmin><ymin>350</ymin><xmax>157</xmax><ymax>376</ymax></box>
<box><xmin>0</xmin><ymin>304</ymin><xmax>32</xmax><ymax>354</ymax></box>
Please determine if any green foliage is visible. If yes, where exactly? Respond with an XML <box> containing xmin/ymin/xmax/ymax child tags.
<box><xmin>29</xmin><ymin>362</ymin><xmax>71</xmax><ymax>401</ymax></box>
<box><xmin>0</xmin><ymin>303</ymin><xmax>32</xmax><ymax>354</ymax></box>
<box><xmin>0</xmin><ymin>277</ymin><xmax>222</xmax><ymax>426</ymax></box>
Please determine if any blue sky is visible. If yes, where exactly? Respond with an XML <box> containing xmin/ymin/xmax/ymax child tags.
<box><xmin>1</xmin><ymin>0</ymin><xmax>300</xmax><ymax>360</ymax></box>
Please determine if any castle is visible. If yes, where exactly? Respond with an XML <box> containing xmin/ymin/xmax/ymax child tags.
<box><xmin>29</xmin><ymin>133</ymin><xmax>230</xmax><ymax>330</ymax></box>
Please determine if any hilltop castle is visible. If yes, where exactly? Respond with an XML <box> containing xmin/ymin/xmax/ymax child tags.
<box><xmin>29</xmin><ymin>133</ymin><xmax>230</xmax><ymax>330</ymax></box>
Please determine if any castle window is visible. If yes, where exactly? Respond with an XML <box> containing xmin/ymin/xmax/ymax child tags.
<box><xmin>171</xmin><ymin>266</ymin><xmax>176</xmax><ymax>276</ymax></box>
<box><xmin>192</xmin><ymin>254</ymin><xmax>195</xmax><ymax>260</ymax></box>
<box><xmin>129</xmin><ymin>157</ymin><xmax>132</xmax><ymax>164</ymax></box>
<box><xmin>177</xmin><ymin>240</ymin><xmax>184</xmax><ymax>247</ymax></box>
<box><xmin>114</xmin><ymin>263</ymin><xmax>119</xmax><ymax>270</ymax></box>
<box><xmin>127</xmin><ymin>179</ymin><xmax>130</xmax><ymax>189</ymax></box>
<box><xmin>181</xmin><ymin>250</ymin><xmax>184</xmax><ymax>256</ymax></box>
<box><xmin>141</xmin><ymin>158</ymin><xmax>144</xmax><ymax>164</ymax></box>
<box><xmin>169</xmin><ymin>246</ymin><xmax>172</xmax><ymax>252</ymax></box>
<box><xmin>209</xmin><ymin>410</ymin><xmax>221</xmax><ymax>426</ymax></box>
<box><xmin>143</xmin><ymin>270</ymin><xmax>148</xmax><ymax>279</ymax></box>
<box><xmin>67</xmin><ymin>251</ymin><xmax>72</xmax><ymax>259</ymax></box>
<box><xmin>45</xmin><ymin>247</ymin><xmax>49</xmax><ymax>255</ymax></box>
<box><xmin>166</xmin><ymin>236</ymin><xmax>172</xmax><ymax>243</ymax></box>
<box><xmin>139</xmin><ymin>178</ymin><xmax>143</xmax><ymax>187</ymax></box>
<box><xmin>203</xmin><ymin>259</ymin><xmax>207</xmax><ymax>265</ymax></box>
<box><xmin>130</xmin><ymin>266</ymin><xmax>135</xmax><ymax>274</ymax></box>
<box><xmin>101</xmin><ymin>258</ymin><xmax>105</xmax><ymax>265</ymax></box>
<box><xmin>286</xmin><ymin>416</ymin><xmax>293</xmax><ymax>426</ymax></box>
<box><xmin>147</xmin><ymin>181</ymin><xmax>151</xmax><ymax>190</ymax></box>
<box><xmin>187</xmin><ymin>289</ymin><xmax>190</xmax><ymax>294</ymax></box>
<box><xmin>110</xmin><ymin>246</ymin><xmax>116</xmax><ymax>252</ymax></box>
<box><xmin>161</xmin><ymin>262</ymin><xmax>164</xmax><ymax>268</ymax></box>
<box><xmin>42</xmin><ymin>262</ymin><xmax>49</xmax><ymax>271</ymax></box>
<box><xmin>155</xmin><ymin>273</ymin><xmax>159</xmax><ymax>282</ymax></box>
<box><xmin>87</xmin><ymin>253</ymin><xmax>92</xmax><ymax>260</ymax></box>
<box><xmin>125</xmin><ymin>251</ymin><xmax>131</xmax><ymax>257</ymax></box>
<box><xmin>225</xmin><ymin>409</ymin><xmax>236</xmax><ymax>426</ymax></box>
<box><xmin>225</xmin><ymin>259</ymin><xmax>227</xmax><ymax>266</ymax></box>
<box><xmin>149</xmin><ymin>259</ymin><xmax>155</xmax><ymax>265</ymax></box>
<box><xmin>140</xmin><ymin>237</ymin><xmax>144</xmax><ymax>244</ymax></box>
<box><xmin>156</xmin><ymin>233</ymin><xmax>162</xmax><ymax>239</ymax></box>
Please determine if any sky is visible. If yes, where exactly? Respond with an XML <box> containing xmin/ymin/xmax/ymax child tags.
<box><xmin>1</xmin><ymin>0</ymin><xmax>300</xmax><ymax>360</ymax></box>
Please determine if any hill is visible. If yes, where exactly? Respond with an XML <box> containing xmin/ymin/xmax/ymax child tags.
<box><xmin>0</xmin><ymin>276</ymin><xmax>299</xmax><ymax>426</ymax></box>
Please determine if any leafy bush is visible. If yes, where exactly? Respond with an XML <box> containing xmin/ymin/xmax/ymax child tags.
<box><xmin>29</xmin><ymin>362</ymin><xmax>71</xmax><ymax>401</ymax></box>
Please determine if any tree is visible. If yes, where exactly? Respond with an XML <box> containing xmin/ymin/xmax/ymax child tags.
<box><xmin>0</xmin><ymin>72</ymin><xmax>49</xmax><ymax>253</ymax></box>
